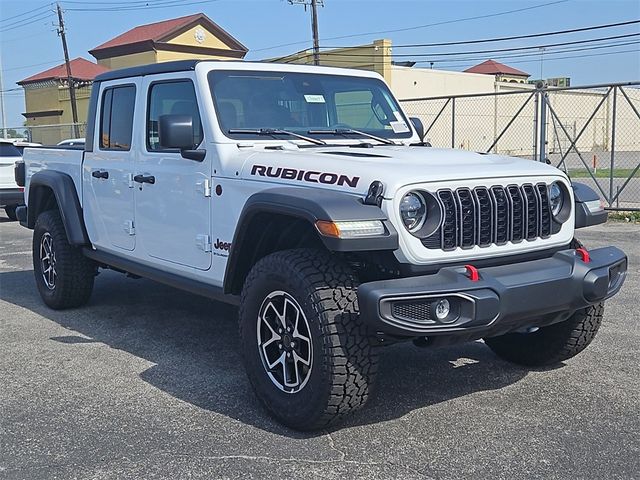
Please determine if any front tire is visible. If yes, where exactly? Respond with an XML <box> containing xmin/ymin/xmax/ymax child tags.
<box><xmin>484</xmin><ymin>303</ymin><xmax>605</xmax><ymax>367</ymax></box>
<box><xmin>239</xmin><ymin>248</ymin><xmax>378</xmax><ymax>430</ymax></box>
<box><xmin>33</xmin><ymin>210</ymin><xmax>96</xmax><ymax>309</ymax></box>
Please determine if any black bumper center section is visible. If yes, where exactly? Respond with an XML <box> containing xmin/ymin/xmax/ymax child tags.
<box><xmin>358</xmin><ymin>246</ymin><xmax>627</xmax><ymax>337</ymax></box>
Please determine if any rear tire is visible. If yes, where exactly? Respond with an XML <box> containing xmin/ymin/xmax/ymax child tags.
<box><xmin>33</xmin><ymin>210</ymin><xmax>96</xmax><ymax>309</ymax></box>
<box><xmin>5</xmin><ymin>205</ymin><xmax>18</xmax><ymax>221</ymax></box>
<box><xmin>239</xmin><ymin>248</ymin><xmax>378</xmax><ymax>430</ymax></box>
<box><xmin>484</xmin><ymin>303</ymin><xmax>605</xmax><ymax>367</ymax></box>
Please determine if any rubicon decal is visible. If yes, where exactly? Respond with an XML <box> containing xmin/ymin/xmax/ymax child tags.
<box><xmin>251</xmin><ymin>165</ymin><xmax>360</xmax><ymax>188</ymax></box>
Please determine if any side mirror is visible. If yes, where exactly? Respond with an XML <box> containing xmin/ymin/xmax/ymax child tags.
<box><xmin>158</xmin><ymin>114</ymin><xmax>195</xmax><ymax>150</ymax></box>
<box><xmin>410</xmin><ymin>117</ymin><xmax>425</xmax><ymax>141</ymax></box>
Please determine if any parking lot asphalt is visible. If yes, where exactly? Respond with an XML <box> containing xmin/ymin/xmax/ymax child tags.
<box><xmin>1</xmin><ymin>215</ymin><xmax>638</xmax><ymax>480</ymax></box>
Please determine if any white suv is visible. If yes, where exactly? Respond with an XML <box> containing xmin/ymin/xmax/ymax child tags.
<box><xmin>0</xmin><ymin>139</ymin><xmax>30</xmax><ymax>220</ymax></box>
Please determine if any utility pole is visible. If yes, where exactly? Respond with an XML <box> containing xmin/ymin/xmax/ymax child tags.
<box><xmin>288</xmin><ymin>0</ymin><xmax>323</xmax><ymax>66</ymax></box>
<box><xmin>56</xmin><ymin>2</ymin><xmax>79</xmax><ymax>138</ymax></box>
<box><xmin>0</xmin><ymin>52</ymin><xmax>7</xmax><ymax>139</ymax></box>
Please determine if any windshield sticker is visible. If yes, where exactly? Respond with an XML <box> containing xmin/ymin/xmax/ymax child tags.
<box><xmin>304</xmin><ymin>94</ymin><xmax>326</xmax><ymax>103</ymax></box>
<box><xmin>390</xmin><ymin>121</ymin><xmax>410</xmax><ymax>133</ymax></box>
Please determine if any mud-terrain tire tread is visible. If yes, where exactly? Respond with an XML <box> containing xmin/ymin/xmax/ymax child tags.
<box><xmin>239</xmin><ymin>248</ymin><xmax>378</xmax><ymax>430</ymax></box>
<box><xmin>33</xmin><ymin>209</ymin><xmax>95</xmax><ymax>309</ymax></box>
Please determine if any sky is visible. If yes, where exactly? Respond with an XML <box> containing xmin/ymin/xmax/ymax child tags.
<box><xmin>1</xmin><ymin>0</ymin><xmax>639</xmax><ymax>128</ymax></box>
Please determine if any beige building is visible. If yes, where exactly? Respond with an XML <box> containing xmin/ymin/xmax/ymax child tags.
<box><xmin>18</xmin><ymin>58</ymin><xmax>109</xmax><ymax>145</ymax></box>
<box><xmin>89</xmin><ymin>12</ymin><xmax>247</xmax><ymax>70</ymax></box>
<box><xmin>19</xmin><ymin>13</ymin><xmax>247</xmax><ymax>144</ymax></box>
<box><xmin>268</xmin><ymin>39</ymin><xmax>393</xmax><ymax>83</ymax></box>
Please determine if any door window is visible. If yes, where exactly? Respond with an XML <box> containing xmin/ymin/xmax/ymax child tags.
<box><xmin>147</xmin><ymin>81</ymin><xmax>203</xmax><ymax>151</ymax></box>
<box><xmin>99</xmin><ymin>85</ymin><xmax>135</xmax><ymax>150</ymax></box>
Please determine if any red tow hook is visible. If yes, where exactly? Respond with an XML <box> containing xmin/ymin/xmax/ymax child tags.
<box><xmin>464</xmin><ymin>264</ymin><xmax>480</xmax><ymax>282</ymax></box>
<box><xmin>576</xmin><ymin>247</ymin><xmax>591</xmax><ymax>263</ymax></box>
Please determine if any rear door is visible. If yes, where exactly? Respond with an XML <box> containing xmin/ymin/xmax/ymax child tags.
<box><xmin>135</xmin><ymin>76</ymin><xmax>212</xmax><ymax>270</ymax></box>
<box><xmin>82</xmin><ymin>81</ymin><xmax>139</xmax><ymax>252</ymax></box>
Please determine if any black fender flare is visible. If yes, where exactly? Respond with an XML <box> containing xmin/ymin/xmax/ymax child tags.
<box><xmin>27</xmin><ymin>171</ymin><xmax>90</xmax><ymax>245</ymax></box>
<box><xmin>572</xmin><ymin>182</ymin><xmax>608</xmax><ymax>228</ymax></box>
<box><xmin>223</xmin><ymin>187</ymin><xmax>398</xmax><ymax>293</ymax></box>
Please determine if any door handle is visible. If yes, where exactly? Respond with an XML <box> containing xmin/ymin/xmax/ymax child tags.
<box><xmin>134</xmin><ymin>174</ymin><xmax>155</xmax><ymax>184</ymax></box>
<box><xmin>91</xmin><ymin>170</ymin><xmax>109</xmax><ymax>179</ymax></box>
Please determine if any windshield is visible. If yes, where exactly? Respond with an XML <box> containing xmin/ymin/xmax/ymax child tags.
<box><xmin>208</xmin><ymin>70</ymin><xmax>413</xmax><ymax>141</ymax></box>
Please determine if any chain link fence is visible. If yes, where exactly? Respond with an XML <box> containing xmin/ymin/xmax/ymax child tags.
<box><xmin>3</xmin><ymin>123</ymin><xmax>86</xmax><ymax>146</ymax></box>
<box><xmin>400</xmin><ymin>82</ymin><xmax>640</xmax><ymax>211</ymax></box>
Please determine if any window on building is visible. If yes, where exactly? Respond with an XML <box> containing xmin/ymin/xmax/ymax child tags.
<box><xmin>100</xmin><ymin>85</ymin><xmax>135</xmax><ymax>150</ymax></box>
<box><xmin>147</xmin><ymin>81</ymin><xmax>203</xmax><ymax>151</ymax></box>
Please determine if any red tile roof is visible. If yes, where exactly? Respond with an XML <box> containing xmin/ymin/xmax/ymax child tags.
<box><xmin>92</xmin><ymin>13</ymin><xmax>202</xmax><ymax>51</ymax></box>
<box><xmin>464</xmin><ymin>59</ymin><xmax>529</xmax><ymax>77</ymax></box>
<box><xmin>18</xmin><ymin>57</ymin><xmax>109</xmax><ymax>85</ymax></box>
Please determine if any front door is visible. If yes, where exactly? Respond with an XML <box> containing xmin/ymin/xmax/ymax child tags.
<box><xmin>83</xmin><ymin>82</ymin><xmax>138</xmax><ymax>251</ymax></box>
<box><xmin>135</xmin><ymin>77</ymin><xmax>211</xmax><ymax>270</ymax></box>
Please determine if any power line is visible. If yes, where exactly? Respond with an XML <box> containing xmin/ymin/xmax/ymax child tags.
<box><xmin>285</xmin><ymin>32</ymin><xmax>640</xmax><ymax>63</ymax></box>
<box><xmin>2</xmin><ymin>60</ymin><xmax>65</xmax><ymax>72</ymax></box>
<box><xmin>280</xmin><ymin>40</ymin><xmax>640</xmax><ymax>66</ymax></box>
<box><xmin>0</xmin><ymin>12</ymin><xmax>56</xmax><ymax>34</ymax></box>
<box><xmin>252</xmin><ymin>0</ymin><xmax>569</xmax><ymax>53</ymax></box>
<box><xmin>412</xmin><ymin>40</ymin><xmax>640</xmax><ymax>65</ymax></box>
<box><xmin>431</xmin><ymin>48</ymin><xmax>640</xmax><ymax>70</ymax></box>
<box><xmin>63</xmin><ymin>0</ymin><xmax>220</xmax><ymax>12</ymax></box>
<box><xmin>322</xmin><ymin>19</ymin><xmax>640</xmax><ymax>49</ymax></box>
<box><xmin>0</xmin><ymin>3</ymin><xmax>52</xmax><ymax>24</ymax></box>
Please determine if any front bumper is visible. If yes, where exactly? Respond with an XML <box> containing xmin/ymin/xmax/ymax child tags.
<box><xmin>358</xmin><ymin>246</ymin><xmax>627</xmax><ymax>339</ymax></box>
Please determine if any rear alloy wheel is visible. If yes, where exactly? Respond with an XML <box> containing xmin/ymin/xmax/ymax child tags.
<box><xmin>33</xmin><ymin>210</ymin><xmax>96</xmax><ymax>309</ymax></box>
<box><xmin>39</xmin><ymin>232</ymin><xmax>57</xmax><ymax>290</ymax></box>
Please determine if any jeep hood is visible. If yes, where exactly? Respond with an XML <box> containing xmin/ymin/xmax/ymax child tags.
<box><xmin>238</xmin><ymin>145</ymin><xmax>567</xmax><ymax>196</ymax></box>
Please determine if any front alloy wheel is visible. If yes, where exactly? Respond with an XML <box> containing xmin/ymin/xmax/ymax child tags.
<box><xmin>257</xmin><ymin>291</ymin><xmax>313</xmax><ymax>393</ymax></box>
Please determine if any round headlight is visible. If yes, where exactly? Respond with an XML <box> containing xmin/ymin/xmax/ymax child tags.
<box><xmin>400</xmin><ymin>191</ymin><xmax>427</xmax><ymax>232</ymax></box>
<box><xmin>548</xmin><ymin>182</ymin><xmax>564</xmax><ymax>217</ymax></box>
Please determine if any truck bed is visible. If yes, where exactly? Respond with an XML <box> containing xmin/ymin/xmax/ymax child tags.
<box><xmin>23</xmin><ymin>147</ymin><xmax>85</xmax><ymax>207</ymax></box>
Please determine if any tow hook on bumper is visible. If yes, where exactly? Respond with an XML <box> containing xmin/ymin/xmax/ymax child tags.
<box><xmin>358</xmin><ymin>246</ymin><xmax>627</xmax><ymax>337</ymax></box>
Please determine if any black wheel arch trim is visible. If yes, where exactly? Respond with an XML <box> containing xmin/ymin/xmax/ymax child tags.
<box><xmin>27</xmin><ymin>171</ymin><xmax>90</xmax><ymax>246</ymax></box>
<box><xmin>223</xmin><ymin>187</ymin><xmax>399</xmax><ymax>294</ymax></box>
<box><xmin>572</xmin><ymin>182</ymin><xmax>608</xmax><ymax>228</ymax></box>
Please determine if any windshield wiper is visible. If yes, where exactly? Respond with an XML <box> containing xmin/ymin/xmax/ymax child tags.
<box><xmin>229</xmin><ymin>128</ymin><xmax>326</xmax><ymax>146</ymax></box>
<box><xmin>307</xmin><ymin>128</ymin><xmax>396</xmax><ymax>146</ymax></box>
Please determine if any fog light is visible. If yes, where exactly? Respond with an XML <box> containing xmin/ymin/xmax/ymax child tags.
<box><xmin>434</xmin><ymin>299</ymin><xmax>450</xmax><ymax>321</ymax></box>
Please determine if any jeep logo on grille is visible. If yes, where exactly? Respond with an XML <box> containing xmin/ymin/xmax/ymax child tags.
<box><xmin>251</xmin><ymin>165</ymin><xmax>360</xmax><ymax>188</ymax></box>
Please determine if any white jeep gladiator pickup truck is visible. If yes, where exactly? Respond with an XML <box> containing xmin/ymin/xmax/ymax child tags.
<box><xmin>16</xmin><ymin>60</ymin><xmax>627</xmax><ymax>430</ymax></box>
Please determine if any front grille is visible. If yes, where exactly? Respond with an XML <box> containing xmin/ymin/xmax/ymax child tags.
<box><xmin>425</xmin><ymin>183</ymin><xmax>552</xmax><ymax>251</ymax></box>
<box><xmin>391</xmin><ymin>299</ymin><xmax>432</xmax><ymax>323</ymax></box>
